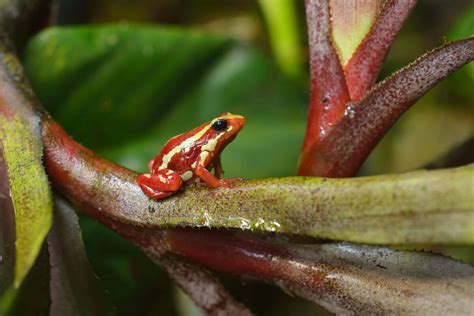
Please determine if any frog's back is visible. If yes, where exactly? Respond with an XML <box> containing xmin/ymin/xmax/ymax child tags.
<box><xmin>152</xmin><ymin>123</ymin><xmax>211</xmax><ymax>172</ymax></box>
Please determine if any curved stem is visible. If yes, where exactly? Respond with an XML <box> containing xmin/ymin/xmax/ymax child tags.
<box><xmin>41</xmin><ymin>117</ymin><xmax>474</xmax><ymax>245</ymax></box>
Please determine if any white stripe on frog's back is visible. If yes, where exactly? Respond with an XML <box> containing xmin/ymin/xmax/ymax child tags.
<box><xmin>159</xmin><ymin>124</ymin><xmax>211</xmax><ymax>170</ymax></box>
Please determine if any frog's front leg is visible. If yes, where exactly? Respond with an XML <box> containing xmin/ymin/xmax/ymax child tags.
<box><xmin>195</xmin><ymin>152</ymin><xmax>242</xmax><ymax>188</ymax></box>
<box><xmin>213</xmin><ymin>156</ymin><xmax>224</xmax><ymax>178</ymax></box>
<box><xmin>137</xmin><ymin>168</ymin><xmax>182</xmax><ymax>200</ymax></box>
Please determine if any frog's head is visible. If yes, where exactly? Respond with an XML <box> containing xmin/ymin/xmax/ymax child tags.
<box><xmin>204</xmin><ymin>112</ymin><xmax>245</xmax><ymax>152</ymax></box>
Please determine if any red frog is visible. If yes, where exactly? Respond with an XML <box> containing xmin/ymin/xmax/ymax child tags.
<box><xmin>137</xmin><ymin>113</ymin><xmax>245</xmax><ymax>200</ymax></box>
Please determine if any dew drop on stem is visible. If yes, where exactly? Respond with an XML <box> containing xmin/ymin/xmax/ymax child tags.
<box><xmin>344</xmin><ymin>104</ymin><xmax>356</xmax><ymax>119</ymax></box>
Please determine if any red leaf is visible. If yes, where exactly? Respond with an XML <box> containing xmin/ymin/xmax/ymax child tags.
<box><xmin>345</xmin><ymin>0</ymin><xmax>417</xmax><ymax>101</ymax></box>
<box><xmin>299</xmin><ymin>38</ymin><xmax>474</xmax><ymax>177</ymax></box>
<box><xmin>303</xmin><ymin>0</ymin><xmax>350</xmax><ymax>150</ymax></box>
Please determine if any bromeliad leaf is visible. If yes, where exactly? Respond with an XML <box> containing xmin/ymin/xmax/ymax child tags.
<box><xmin>0</xmin><ymin>46</ymin><xmax>53</xmax><ymax>294</ymax></box>
<box><xmin>24</xmin><ymin>24</ymin><xmax>308</xmax><ymax>179</ymax></box>
<box><xmin>330</xmin><ymin>0</ymin><xmax>385</xmax><ymax>67</ymax></box>
<box><xmin>23</xmin><ymin>24</ymin><xmax>231</xmax><ymax>150</ymax></box>
<box><xmin>48</xmin><ymin>196</ymin><xmax>114</xmax><ymax>315</ymax></box>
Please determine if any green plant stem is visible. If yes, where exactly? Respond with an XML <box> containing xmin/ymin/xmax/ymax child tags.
<box><xmin>43</xmin><ymin>118</ymin><xmax>474</xmax><ymax>245</ymax></box>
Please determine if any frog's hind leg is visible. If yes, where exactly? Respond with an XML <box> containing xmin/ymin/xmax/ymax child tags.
<box><xmin>137</xmin><ymin>169</ymin><xmax>182</xmax><ymax>200</ymax></box>
<box><xmin>138</xmin><ymin>184</ymin><xmax>175</xmax><ymax>200</ymax></box>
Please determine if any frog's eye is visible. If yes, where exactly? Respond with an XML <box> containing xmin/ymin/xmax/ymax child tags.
<box><xmin>211</xmin><ymin>119</ymin><xmax>228</xmax><ymax>132</ymax></box>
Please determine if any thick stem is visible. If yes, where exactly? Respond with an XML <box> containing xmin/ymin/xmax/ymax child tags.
<box><xmin>41</xmin><ymin>116</ymin><xmax>474</xmax><ymax>245</ymax></box>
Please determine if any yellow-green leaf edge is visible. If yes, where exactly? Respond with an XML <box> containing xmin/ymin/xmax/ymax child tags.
<box><xmin>0</xmin><ymin>51</ymin><xmax>53</xmax><ymax>289</ymax></box>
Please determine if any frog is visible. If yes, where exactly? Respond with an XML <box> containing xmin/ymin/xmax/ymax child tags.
<box><xmin>137</xmin><ymin>112</ymin><xmax>245</xmax><ymax>200</ymax></box>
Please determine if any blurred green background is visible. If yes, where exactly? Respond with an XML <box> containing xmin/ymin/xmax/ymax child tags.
<box><xmin>20</xmin><ymin>0</ymin><xmax>474</xmax><ymax>314</ymax></box>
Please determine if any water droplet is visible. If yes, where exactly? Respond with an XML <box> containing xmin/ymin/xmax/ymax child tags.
<box><xmin>319</xmin><ymin>126</ymin><xmax>327</xmax><ymax>138</ymax></box>
<box><xmin>344</xmin><ymin>105</ymin><xmax>356</xmax><ymax>119</ymax></box>
<box><xmin>240</xmin><ymin>218</ymin><xmax>251</xmax><ymax>230</ymax></box>
<box><xmin>254</xmin><ymin>218</ymin><xmax>265</xmax><ymax>229</ymax></box>
<box><xmin>268</xmin><ymin>220</ymin><xmax>281</xmax><ymax>232</ymax></box>
<box><xmin>203</xmin><ymin>212</ymin><xmax>211</xmax><ymax>227</ymax></box>
<box><xmin>323</xmin><ymin>104</ymin><xmax>332</xmax><ymax>111</ymax></box>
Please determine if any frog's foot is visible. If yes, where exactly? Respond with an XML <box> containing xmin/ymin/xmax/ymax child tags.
<box><xmin>195</xmin><ymin>163</ymin><xmax>243</xmax><ymax>188</ymax></box>
<box><xmin>136</xmin><ymin>169</ymin><xmax>182</xmax><ymax>200</ymax></box>
<box><xmin>216</xmin><ymin>177</ymin><xmax>243</xmax><ymax>188</ymax></box>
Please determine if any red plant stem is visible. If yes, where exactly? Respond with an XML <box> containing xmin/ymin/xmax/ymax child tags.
<box><xmin>298</xmin><ymin>38</ymin><xmax>474</xmax><ymax>177</ymax></box>
<box><xmin>303</xmin><ymin>0</ymin><xmax>350</xmax><ymax>150</ymax></box>
<box><xmin>344</xmin><ymin>0</ymin><xmax>417</xmax><ymax>101</ymax></box>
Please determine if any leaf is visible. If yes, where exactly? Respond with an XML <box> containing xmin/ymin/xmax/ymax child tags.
<box><xmin>78</xmin><ymin>217</ymin><xmax>175</xmax><ymax>315</ymax></box>
<box><xmin>165</xmin><ymin>230</ymin><xmax>474</xmax><ymax>314</ymax></box>
<box><xmin>343</xmin><ymin>0</ymin><xmax>417</xmax><ymax>101</ymax></box>
<box><xmin>362</xmin><ymin>94</ymin><xmax>474</xmax><ymax>174</ymax></box>
<box><xmin>259</xmin><ymin>0</ymin><xmax>303</xmax><ymax>78</ymax></box>
<box><xmin>329</xmin><ymin>0</ymin><xmax>385</xmax><ymax>66</ymax></box>
<box><xmin>300</xmin><ymin>37</ymin><xmax>474</xmax><ymax>177</ymax></box>
<box><xmin>24</xmin><ymin>24</ymin><xmax>231</xmax><ymax>150</ymax></box>
<box><xmin>0</xmin><ymin>46</ymin><xmax>53</xmax><ymax>291</ymax></box>
<box><xmin>7</xmin><ymin>243</ymin><xmax>50</xmax><ymax>316</ymax></box>
<box><xmin>48</xmin><ymin>196</ymin><xmax>114</xmax><ymax>316</ymax></box>
<box><xmin>303</xmin><ymin>0</ymin><xmax>350</xmax><ymax>150</ymax></box>
<box><xmin>24</xmin><ymin>24</ymin><xmax>308</xmax><ymax>179</ymax></box>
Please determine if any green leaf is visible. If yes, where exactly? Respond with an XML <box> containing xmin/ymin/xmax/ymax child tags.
<box><xmin>23</xmin><ymin>24</ymin><xmax>231</xmax><ymax>150</ymax></box>
<box><xmin>48</xmin><ymin>196</ymin><xmax>114</xmax><ymax>315</ymax></box>
<box><xmin>23</xmin><ymin>24</ymin><xmax>308</xmax><ymax>179</ymax></box>
<box><xmin>259</xmin><ymin>0</ymin><xmax>303</xmax><ymax>78</ymax></box>
<box><xmin>0</xmin><ymin>48</ymin><xmax>53</xmax><ymax>294</ymax></box>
